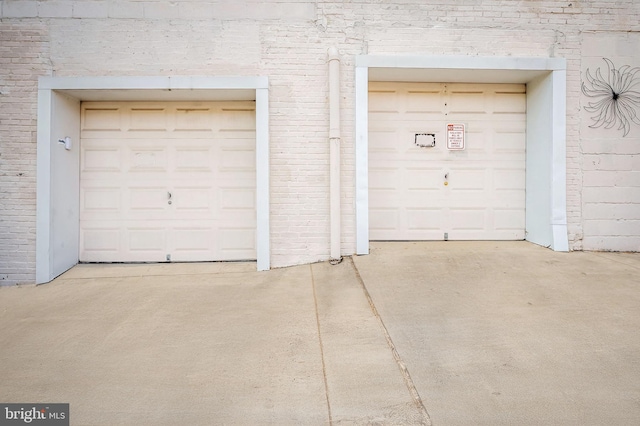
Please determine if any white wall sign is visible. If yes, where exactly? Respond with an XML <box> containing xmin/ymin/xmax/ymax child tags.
<box><xmin>447</xmin><ymin>123</ymin><xmax>465</xmax><ymax>150</ymax></box>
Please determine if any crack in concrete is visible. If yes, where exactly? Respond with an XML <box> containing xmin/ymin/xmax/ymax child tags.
<box><xmin>348</xmin><ymin>257</ymin><xmax>432</xmax><ymax>426</ymax></box>
<box><xmin>310</xmin><ymin>264</ymin><xmax>333</xmax><ymax>425</ymax></box>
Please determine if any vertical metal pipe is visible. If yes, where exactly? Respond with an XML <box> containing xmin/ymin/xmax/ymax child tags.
<box><xmin>328</xmin><ymin>47</ymin><xmax>341</xmax><ymax>261</ymax></box>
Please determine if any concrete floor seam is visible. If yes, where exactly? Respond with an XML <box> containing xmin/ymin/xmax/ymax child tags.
<box><xmin>348</xmin><ymin>256</ymin><xmax>433</xmax><ymax>426</ymax></box>
<box><xmin>310</xmin><ymin>264</ymin><xmax>334</xmax><ymax>425</ymax></box>
<box><xmin>56</xmin><ymin>272</ymin><xmax>255</xmax><ymax>280</ymax></box>
<box><xmin>589</xmin><ymin>252</ymin><xmax>640</xmax><ymax>269</ymax></box>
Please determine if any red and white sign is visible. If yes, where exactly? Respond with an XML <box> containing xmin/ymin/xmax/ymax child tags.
<box><xmin>446</xmin><ymin>123</ymin><xmax>465</xmax><ymax>150</ymax></box>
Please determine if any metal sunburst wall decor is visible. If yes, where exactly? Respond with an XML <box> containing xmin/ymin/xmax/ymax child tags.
<box><xmin>581</xmin><ymin>58</ymin><xmax>640</xmax><ymax>137</ymax></box>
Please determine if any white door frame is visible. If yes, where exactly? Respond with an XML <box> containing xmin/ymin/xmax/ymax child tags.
<box><xmin>355</xmin><ymin>55</ymin><xmax>569</xmax><ymax>254</ymax></box>
<box><xmin>37</xmin><ymin>76</ymin><xmax>270</xmax><ymax>284</ymax></box>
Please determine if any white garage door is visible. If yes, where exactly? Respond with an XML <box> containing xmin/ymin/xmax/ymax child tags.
<box><xmin>80</xmin><ymin>101</ymin><xmax>256</xmax><ymax>262</ymax></box>
<box><xmin>369</xmin><ymin>82</ymin><xmax>526</xmax><ymax>241</ymax></box>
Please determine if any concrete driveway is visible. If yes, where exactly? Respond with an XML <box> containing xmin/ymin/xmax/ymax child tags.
<box><xmin>0</xmin><ymin>242</ymin><xmax>638</xmax><ymax>425</ymax></box>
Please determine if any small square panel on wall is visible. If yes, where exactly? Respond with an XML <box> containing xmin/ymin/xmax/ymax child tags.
<box><xmin>414</xmin><ymin>133</ymin><xmax>436</xmax><ymax>147</ymax></box>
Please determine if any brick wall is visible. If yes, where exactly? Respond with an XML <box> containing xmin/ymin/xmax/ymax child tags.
<box><xmin>0</xmin><ymin>20</ymin><xmax>51</xmax><ymax>285</ymax></box>
<box><xmin>0</xmin><ymin>0</ymin><xmax>639</xmax><ymax>284</ymax></box>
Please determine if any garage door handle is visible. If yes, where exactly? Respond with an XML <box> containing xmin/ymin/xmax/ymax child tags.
<box><xmin>168</xmin><ymin>191</ymin><xmax>172</xmax><ymax>205</ymax></box>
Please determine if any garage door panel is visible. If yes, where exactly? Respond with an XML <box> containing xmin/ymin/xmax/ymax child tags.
<box><xmin>171</xmin><ymin>227</ymin><xmax>213</xmax><ymax>251</ymax></box>
<box><xmin>127</xmin><ymin>147</ymin><xmax>168</xmax><ymax>172</ymax></box>
<box><xmin>449</xmin><ymin>169</ymin><xmax>486</xmax><ymax>190</ymax></box>
<box><xmin>128</xmin><ymin>228</ymin><xmax>166</xmax><ymax>252</ymax></box>
<box><xmin>82</xmin><ymin>188</ymin><xmax>121</xmax><ymax>212</ymax></box>
<box><xmin>369</xmin><ymin>209</ymin><xmax>399</xmax><ymax>232</ymax></box>
<box><xmin>220</xmin><ymin>150</ymin><xmax>255</xmax><ymax>172</ymax></box>
<box><xmin>83</xmin><ymin>147</ymin><xmax>121</xmax><ymax>172</ymax></box>
<box><xmin>369</xmin><ymin>82</ymin><xmax>525</xmax><ymax>241</ymax></box>
<box><xmin>80</xmin><ymin>101</ymin><xmax>256</xmax><ymax>262</ymax></box>
<box><xmin>407</xmin><ymin>208</ymin><xmax>443</xmax><ymax>231</ymax></box>
<box><xmin>490</xmin><ymin>155</ymin><xmax>526</xmax><ymax>165</ymax></box>
<box><xmin>82</xmin><ymin>228</ymin><xmax>120</xmax><ymax>253</ymax></box>
<box><xmin>82</xmin><ymin>107</ymin><xmax>121</xmax><ymax>131</ymax></box>
<box><xmin>494</xmin><ymin>131</ymin><xmax>526</xmax><ymax>152</ymax></box>
<box><xmin>464</xmin><ymin>126</ymin><xmax>488</xmax><ymax>140</ymax></box>
<box><xmin>494</xmin><ymin>209</ymin><xmax>525</xmax><ymax>231</ymax></box>
<box><xmin>370</xmin><ymin>130</ymin><xmax>399</xmax><ymax>152</ymax></box>
<box><xmin>449</xmin><ymin>92</ymin><xmax>487</xmax><ymax>113</ymax></box>
<box><xmin>174</xmin><ymin>147</ymin><xmax>213</xmax><ymax>171</ymax></box>
<box><xmin>220</xmin><ymin>134</ymin><xmax>255</xmax><ymax>145</ymax></box>
<box><xmin>448</xmin><ymin>194</ymin><xmax>491</xmax><ymax>208</ymax></box>
<box><xmin>217</xmin><ymin>131</ymin><xmax>257</xmax><ymax>144</ymax></box>
<box><xmin>491</xmin><ymin>114</ymin><xmax>526</xmax><ymax>124</ymax></box>
<box><xmin>407</xmin><ymin>191</ymin><xmax>445</xmax><ymax>210</ymax></box>
<box><xmin>493</xmin><ymin>169</ymin><xmax>525</xmax><ymax>190</ymax></box>
<box><xmin>369</xmin><ymin>156</ymin><xmax>408</xmax><ymax>168</ymax></box>
<box><xmin>450</xmin><ymin>208</ymin><xmax>486</xmax><ymax>230</ymax></box>
<box><xmin>128</xmin><ymin>187</ymin><xmax>168</xmax><ymax>212</ymax></box>
<box><xmin>370</xmin><ymin>167</ymin><xmax>400</xmax><ymax>190</ymax></box>
<box><xmin>172</xmin><ymin>187</ymin><xmax>214</xmax><ymax>214</ymax></box>
<box><xmin>218</xmin><ymin>228</ymin><xmax>256</xmax><ymax>257</ymax></box>
<box><xmin>175</xmin><ymin>107</ymin><xmax>214</xmax><ymax>131</ymax></box>
<box><xmin>369</xmin><ymin>153</ymin><xmax>406</xmax><ymax>164</ymax></box>
<box><xmin>406</xmin><ymin>90</ymin><xmax>443</xmax><ymax>113</ymax></box>
<box><xmin>129</xmin><ymin>108</ymin><xmax>168</xmax><ymax>131</ymax></box>
<box><xmin>406</xmin><ymin>168</ymin><xmax>442</xmax><ymax>190</ymax></box>
<box><xmin>369</xmin><ymin>90</ymin><xmax>399</xmax><ymax>112</ymax></box>
<box><xmin>219</xmin><ymin>188</ymin><xmax>255</xmax><ymax>210</ymax></box>
<box><xmin>494</xmin><ymin>93</ymin><xmax>526</xmax><ymax>112</ymax></box>
<box><xmin>370</xmin><ymin>198</ymin><xmax>400</xmax><ymax>213</ymax></box>
<box><xmin>370</xmin><ymin>191</ymin><xmax>401</xmax><ymax>210</ymax></box>
<box><xmin>218</xmin><ymin>108</ymin><xmax>255</xmax><ymax>126</ymax></box>
<box><xmin>219</xmin><ymin>211</ymin><xmax>256</xmax><ymax>227</ymax></box>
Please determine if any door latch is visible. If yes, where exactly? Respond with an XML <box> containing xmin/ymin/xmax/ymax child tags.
<box><xmin>168</xmin><ymin>191</ymin><xmax>172</xmax><ymax>205</ymax></box>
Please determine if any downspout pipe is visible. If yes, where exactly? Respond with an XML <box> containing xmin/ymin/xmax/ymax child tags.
<box><xmin>328</xmin><ymin>47</ymin><xmax>341</xmax><ymax>262</ymax></box>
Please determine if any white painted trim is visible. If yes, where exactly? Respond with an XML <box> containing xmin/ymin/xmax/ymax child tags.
<box><xmin>550</xmin><ymin>70</ymin><xmax>569</xmax><ymax>251</ymax></box>
<box><xmin>526</xmin><ymin>74</ymin><xmax>554</xmax><ymax>248</ymax></box>
<box><xmin>38</xmin><ymin>76</ymin><xmax>269</xmax><ymax>90</ymax></box>
<box><xmin>355</xmin><ymin>66</ymin><xmax>369</xmax><ymax>255</ymax></box>
<box><xmin>355</xmin><ymin>55</ymin><xmax>568</xmax><ymax>254</ymax></box>
<box><xmin>255</xmin><ymin>88</ymin><xmax>270</xmax><ymax>271</ymax></box>
<box><xmin>36</xmin><ymin>89</ymin><xmax>52</xmax><ymax>284</ymax></box>
<box><xmin>36</xmin><ymin>76</ymin><xmax>270</xmax><ymax>283</ymax></box>
<box><xmin>355</xmin><ymin>55</ymin><xmax>565</xmax><ymax>71</ymax></box>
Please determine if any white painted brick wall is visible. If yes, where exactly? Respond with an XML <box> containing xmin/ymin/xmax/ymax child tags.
<box><xmin>0</xmin><ymin>20</ymin><xmax>51</xmax><ymax>285</ymax></box>
<box><xmin>580</xmin><ymin>31</ymin><xmax>640</xmax><ymax>252</ymax></box>
<box><xmin>37</xmin><ymin>1</ymin><xmax>73</xmax><ymax>18</ymax></box>
<box><xmin>1</xmin><ymin>0</ymin><xmax>640</xmax><ymax>284</ymax></box>
<box><xmin>72</xmin><ymin>1</ymin><xmax>108</xmax><ymax>19</ymax></box>
<box><xmin>2</xmin><ymin>1</ymin><xmax>38</xmax><ymax>18</ymax></box>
